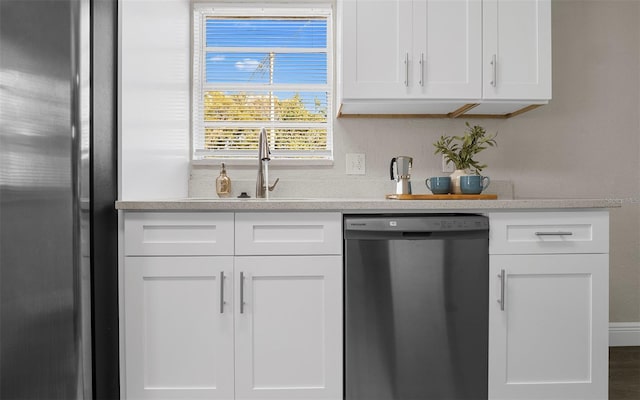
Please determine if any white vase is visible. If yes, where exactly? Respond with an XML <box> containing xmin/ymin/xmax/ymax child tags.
<box><xmin>449</xmin><ymin>169</ymin><xmax>469</xmax><ymax>194</ymax></box>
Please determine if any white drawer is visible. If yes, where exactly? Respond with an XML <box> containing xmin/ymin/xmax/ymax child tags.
<box><xmin>124</xmin><ymin>212</ymin><xmax>234</xmax><ymax>256</ymax></box>
<box><xmin>235</xmin><ymin>212</ymin><xmax>342</xmax><ymax>255</ymax></box>
<box><xmin>489</xmin><ymin>211</ymin><xmax>609</xmax><ymax>255</ymax></box>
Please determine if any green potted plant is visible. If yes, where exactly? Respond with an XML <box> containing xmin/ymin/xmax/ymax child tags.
<box><xmin>433</xmin><ymin>122</ymin><xmax>497</xmax><ymax>193</ymax></box>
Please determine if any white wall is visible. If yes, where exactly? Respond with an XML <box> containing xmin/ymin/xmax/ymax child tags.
<box><xmin>119</xmin><ymin>0</ymin><xmax>640</xmax><ymax>323</ymax></box>
<box><xmin>120</xmin><ymin>0</ymin><xmax>191</xmax><ymax>199</ymax></box>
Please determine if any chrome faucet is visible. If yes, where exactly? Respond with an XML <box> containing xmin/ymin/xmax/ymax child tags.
<box><xmin>256</xmin><ymin>127</ymin><xmax>279</xmax><ymax>198</ymax></box>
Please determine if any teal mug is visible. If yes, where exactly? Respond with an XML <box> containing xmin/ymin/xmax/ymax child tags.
<box><xmin>426</xmin><ymin>176</ymin><xmax>451</xmax><ymax>194</ymax></box>
<box><xmin>460</xmin><ymin>175</ymin><xmax>490</xmax><ymax>194</ymax></box>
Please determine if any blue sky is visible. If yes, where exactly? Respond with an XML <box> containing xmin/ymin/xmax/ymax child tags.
<box><xmin>204</xmin><ymin>18</ymin><xmax>328</xmax><ymax>111</ymax></box>
<box><xmin>205</xmin><ymin>52</ymin><xmax>327</xmax><ymax>85</ymax></box>
<box><xmin>205</xmin><ymin>19</ymin><xmax>326</xmax><ymax>48</ymax></box>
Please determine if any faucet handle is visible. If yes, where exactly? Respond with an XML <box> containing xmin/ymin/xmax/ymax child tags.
<box><xmin>268</xmin><ymin>178</ymin><xmax>280</xmax><ymax>192</ymax></box>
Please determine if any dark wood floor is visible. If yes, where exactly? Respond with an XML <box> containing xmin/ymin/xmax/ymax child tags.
<box><xmin>610</xmin><ymin>346</ymin><xmax>640</xmax><ymax>400</ymax></box>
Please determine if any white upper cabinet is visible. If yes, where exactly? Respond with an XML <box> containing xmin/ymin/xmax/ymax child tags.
<box><xmin>482</xmin><ymin>0</ymin><xmax>552</xmax><ymax>100</ymax></box>
<box><xmin>338</xmin><ymin>0</ymin><xmax>552</xmax><ymax>115</ymax></box>
<box><xmin>341</xmin><ymin>0</ymin><xmax>412</xmax><ymax>98</ymax></box>
<box><xmin>341</xmin><ymin>0</ymin><xmax>481</xmax><ymax>99</ymax></box>
<box><xmin>416</xmin><ymin>0</ymin><xmax>482</xmax><ymax>98</ymax></box>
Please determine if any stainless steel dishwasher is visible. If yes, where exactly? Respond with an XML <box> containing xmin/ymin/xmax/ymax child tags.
<box><xmin>344</xmin><ymin>214</ymin><xmax>489</xmax><ymax>400</ymax></box>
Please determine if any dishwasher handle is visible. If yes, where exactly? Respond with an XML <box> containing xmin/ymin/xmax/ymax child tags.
<box><xmin>345</xmin><ymin>229</ymin><xmax>488</xmax><ymax>241</ymax></box>
<box><xmin>401</xmin><ymin>231</ymin><xmax>433</xmax><ymax>239</ymax></box>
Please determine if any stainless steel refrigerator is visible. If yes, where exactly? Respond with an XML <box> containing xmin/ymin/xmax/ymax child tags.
<box><xmin>1</xmin><ymin>0</ymin><xmax>119</xmax><ymax>398</ymax></box>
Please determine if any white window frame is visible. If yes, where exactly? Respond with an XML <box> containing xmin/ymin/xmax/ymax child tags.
<box><xmin>191</xmin><ymin>3</ymin><xmax>334</xmax><ymax>165</ymax></box>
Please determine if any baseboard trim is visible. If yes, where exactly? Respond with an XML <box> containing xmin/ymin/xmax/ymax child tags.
<box><xmin>610</xmin><ymin>322</ymin><xmax>640</xmax><ymax>346</ymax></box>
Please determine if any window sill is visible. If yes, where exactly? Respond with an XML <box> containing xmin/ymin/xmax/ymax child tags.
<box><xmin>191</xmin><ymin>158</ymin><xmax>334</xmax><ymax>168</ymax></box>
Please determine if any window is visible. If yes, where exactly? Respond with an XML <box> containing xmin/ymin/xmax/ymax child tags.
<box><xmin>192</xmin><ymin>4</ymin><xmax>333</xmax><ymax>163</ymax></box>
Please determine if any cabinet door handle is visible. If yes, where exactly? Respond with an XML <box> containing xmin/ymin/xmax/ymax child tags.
<box><xmin>404</xmin><ymin>52</ymin><xmax>409</xmax><ymax>87</ymax></box>
<box><xmin>419</xmin><ymin>53</ymin><xmax>424</xmax><ymax>87</ymax></box>
<box><xmin>239</xmin><ymin>271</ymin><xmax>245</xmax><ymax>314</ymax></box>
<box><xmin>535</xmin><ymin>231</ymin><xmax>574</xmax><ymax>236</ymax></box>
<box><xmin>498</xmin><ymin>269</ymin><xmax>505</xmax><ymax>311</ymax></box>
<box><xmin>490</xmin><ymin>54</ymin><xmax>497</xmax><ymax>87</ymax></box>
<box><xmin>219</xmin><ymin>271</ymin><xmax>225</xmax><ymax>314</ymax></box>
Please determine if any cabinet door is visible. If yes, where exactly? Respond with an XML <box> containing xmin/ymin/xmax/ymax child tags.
<box><xmin>489</xmin><ymin>254</ymin><xmax>608</xmax><ymax>400</ymax></box>
<box><xmin>124</xmin><ymin>257</ymin><xmax>234</xmax><ymax>400</ymax></box>
<box><xmin>413</xmin><ymin>0</ymin><xmax>481</xmax><ymax>98</ymax></box>
<box><xmin>234</xmin><ymin>256</ymin><xmax>342</xmax><ymax>400</ymax></box>
<box><xmin>483</xmin><ymin>0</ymin><xmax>551</xmax><ymax>100</ymax></box>
<box><xmin>341</xmin><ymin>0</ymin><xmax>412</xmax><ymax>98</ymax></box>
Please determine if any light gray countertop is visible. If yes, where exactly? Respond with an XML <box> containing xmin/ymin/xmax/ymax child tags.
<box><xmin>115</xmin><ymin>198</ymin><xmax>621</xmax><ymax>212</ymax></box>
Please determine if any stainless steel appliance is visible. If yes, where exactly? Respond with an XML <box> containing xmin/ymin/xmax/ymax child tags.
<box><xmin>344</xmin><ymin>214</ymin><xmax>489</xmax><ymax>400</ymax></box>
<box><xmin>1</xmin><ymin>0</ymin><xmax>119</xmax><ymax>397</ymax></box>
<box><xmin>389</xmin><ymin>156</ymin><xmax>413</xmax><ymax>195</ymax></box>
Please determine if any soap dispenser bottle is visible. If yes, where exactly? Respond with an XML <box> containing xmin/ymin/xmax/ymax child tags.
<box><xmin>216</xmin><ymin>163</ymin><xmax>231</xmax><ymax>197</ymax></box>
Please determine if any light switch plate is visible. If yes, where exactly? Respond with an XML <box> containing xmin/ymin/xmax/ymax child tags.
<box><xmin>346</xmin><ymin>153</ymin><xmax>366</xmax><ymax>175</ymax></box>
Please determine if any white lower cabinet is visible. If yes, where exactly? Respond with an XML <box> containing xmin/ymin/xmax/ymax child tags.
<box><xmin>124</xmin><ymin>256</ymin><xmax>234</xmax><ymax>400</ymax></box>
<box><xmin>122</xmin><ymin>212</ymin><xmax>342</xmax><ymax>400</ymax></box>
<box><xmin>123</xmin><ymin>210</ymin><xmax>609</xmax><ymax>400</ymax></box>
<box><xmin>488</xmin><ymin>211</ymin><xmax>609</xmax><ymax>400</ymax></box>
<box><xmin>489</xmin><ymin>254</ymin><xmax>609</xmax><ymax>399</ymax></box>
<box><xmin>234</xmin><ymin>256</ymin><xmax>342</xmax><ymax>400</ymax></box>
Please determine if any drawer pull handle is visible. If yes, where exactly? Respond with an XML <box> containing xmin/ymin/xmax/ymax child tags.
<box><xmin>220</xmin><ymin>272</ymin><xmax>225</xmax><ymax>314</ymax></box>
<box><xmin>404</xmin><ymin>52</ymin><xmax>409</xmax><ymax>87</ymax></box>
<box><xmin>419</xmin><ymin>52</ymin><xmax>424</xmax><ymax>86</ymax></box>
<box><xmin>240</xmin><ymin>272</ymin><xmax>245</xmax><ymax>314</ymax></box>
<box><xmin>490</xmin><ymin>54</ymin><xmax>497</xmax><ymax>87</ymax></box>
<box><xmin>535</xmin><ymin>231</ymin><xmax>574</xmax><ymax>236</ymax></box>
<box><xmin>498</xmin><ymin>269</ymin><xmax>505</xmax><ymax>311</ymax></box>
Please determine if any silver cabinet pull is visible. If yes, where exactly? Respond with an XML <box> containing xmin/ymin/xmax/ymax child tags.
<box><xmin>219</xmin><ymin>272</ymin><xmax>225</xmax><ymax>314</ymax></box>
<box><xmin>404</xmin><ymin>53</ymin><xmax>409</xmax><ymax>87</ymax></box>
<box><xmin>535</xmin><ymin>231</ymin><xmax>574</xmax><ymax>236</ymax></box>
<box><xmin>239</xmin><ymin>272</ymin><xmax>245</xmax><ymax>314</ymax></box>
<box><xmin>419</xmin><ymin>53</ymin><xmax>424</xmax><ymax>87</ymax></box>
<box><xmin>498</xmin><ymin>269</ymin><xmax>505</xmax><ymax>311</ymax></box>
<box><xmin>490</xmin><ymin>54</ymin><xmax>497</xmax><ymax>87</ymax></box>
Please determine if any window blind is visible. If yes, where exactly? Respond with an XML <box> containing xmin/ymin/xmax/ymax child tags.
<box><xmin>192</xmin><ymin>5</ymin><xmax>333</xmax><ymax>162</ymax></box>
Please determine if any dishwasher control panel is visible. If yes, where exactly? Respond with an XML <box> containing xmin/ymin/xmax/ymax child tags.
<box><xmin>344</xmin><ymin>214</ymin><xmax>489</xmax><ymax>232</ymax></box>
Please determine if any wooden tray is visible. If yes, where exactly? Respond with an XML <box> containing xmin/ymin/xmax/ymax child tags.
<box><xmin>386</xmin><ymin>194</ymin><xmax>498</xmax><ymax>200</ymax></box>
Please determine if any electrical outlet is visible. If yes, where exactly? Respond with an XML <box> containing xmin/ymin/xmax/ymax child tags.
<box><xmin>442</xmin><ymin>155</ymin><xmax>454</xmax><ymax>173</ymax></box>
<box><xmin>346</xmin><ymin>153</ymin><xmax>366</xmax><ymax>175</ymax></box>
